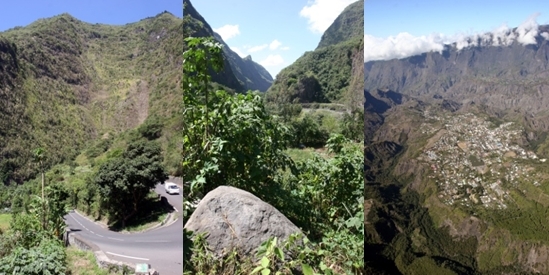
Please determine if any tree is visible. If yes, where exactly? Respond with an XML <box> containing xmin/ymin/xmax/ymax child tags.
<box><xmin>183</xmin><ymin>37</ymin><xmax>293</xmax><ymax>200</ymax></box>
<box><xmin>32</xmin><ymin>147</ymin><xmax>46</xmax><ymax>231</ymax></box>
<box><xmin>94</xmin><ymin>139</ymin><xmax>168</xmax><ymax>228</ymax></box>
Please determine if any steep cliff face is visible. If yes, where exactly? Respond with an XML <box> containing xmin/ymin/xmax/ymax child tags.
<box><xmin>183</xmin><ymin>0</ymin><xmax>273</xmax><ymax>92</ymax></box>
<box><xmin>365</xmin><ymin>25</ymin><xmax>549</xmax><ymax>124</ymax></box>
<box><xmin>211</xmin><ymin>32</ymin><xmax>273</xmax><ymax>92</ymax></box>
<box><xmin>266</xmin><ymin>0</ymin><xmax>363</xmax><ymax>106</ymax></box>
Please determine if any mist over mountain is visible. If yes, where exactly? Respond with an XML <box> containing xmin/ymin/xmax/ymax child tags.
<box><xmin>365</xmin><ymin>23</ymin><xmax>549</xmax><ymax>132</ymax></box>
<box><xmin>365</xmin><ymin>13</ymin><xmax>548</xmax><ymax>63</ymax></box>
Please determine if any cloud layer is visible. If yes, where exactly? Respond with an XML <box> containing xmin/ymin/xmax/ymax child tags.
<box><xmin>213</xmin><ymin>24</ymin><xmax>240</xmax><ymax>41</ymax></box>
<box><xmin>300</xmin><ymin>0</ymin><xmax>356</xmax><ymax>34</ymax></box>
<box><xmin>365</xmin><ymin>13</ymin><xmax>549</xmax><ymax>62</ymax></box>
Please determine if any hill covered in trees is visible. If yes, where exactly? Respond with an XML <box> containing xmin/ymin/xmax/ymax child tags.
<box><xmin>265</xmin><ymin>0</ymin><xmax>364</xmax><ymax>108</ymax></box>
<box><xmin>0</xmin><ymin>11</ymin><xmax>183</xmax><ymax>184</ymax></box>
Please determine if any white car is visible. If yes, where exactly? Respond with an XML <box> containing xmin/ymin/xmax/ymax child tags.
<box><xmin>164</xmin><ymin>182</ymin><xmax>180</xmax><ymax>195</ymax></box>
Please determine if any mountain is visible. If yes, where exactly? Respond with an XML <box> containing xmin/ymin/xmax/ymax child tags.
<box><xmin>265</xmin><ymin>0</ymin><xmax>364</xmax><ymax>108</ymax></box>
<box><xmin>364</xmin><ymin>26</ymin><xmax>549</xmax><ymax>274</ymax></box>
<box><xmin>0</xmin><ymin>11</ymin><xmax>182</xmax><ymax>184</ymax></box>
<box><xmin>183</xmin><ymin>0</ymin><xmax>273</xmax><ymax>92</ymax></box>
<box><xmin>365</xmin><ymin>24</ymin><xmax>549</xmax><ymax>131</ymax></box>
<box><xmin>316</xmin><ymin>1</ymin><xmax>364</xmax><ymax>50</ymax></box>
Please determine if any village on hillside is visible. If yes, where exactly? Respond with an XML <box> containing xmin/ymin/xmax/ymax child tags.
<box><xmin>417</xmin><ymin>112</ymin><xmax>547</xmax><ymax>209</ymax></box>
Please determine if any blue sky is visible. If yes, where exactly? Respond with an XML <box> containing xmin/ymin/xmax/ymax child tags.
<box><xmin>190</xmin><ymin>0</ymin><xmax>357</xmax><ymax>79</ymax></box>
<box><xmin>365</xmin><ymin>0</ymin><xmax>549</xmax><ymax>61</ymax></box>
<box><xmin>0</xmin><ymin>0</ymin><xmax>182</xmax><ymax>32</ymax></box>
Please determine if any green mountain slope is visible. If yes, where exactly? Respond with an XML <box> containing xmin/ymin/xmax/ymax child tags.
<box><xmin>0</xmin><ymin>11</ymin><xmax>182</xmax><ymax>184</ymax></box>
<box><xmin>265</xmin><ymin>0</ymin><xmax>363</xmax><ymax>107</ymax></box>
<box><xmin>316</xmin><ymin>0</ymin><xmax>364</xmax><ymax>49</ymax></box>
<box><xmin>183</xmin><ymin>0</ymin><xmax>273</xmax><ymax>92</ymax></box>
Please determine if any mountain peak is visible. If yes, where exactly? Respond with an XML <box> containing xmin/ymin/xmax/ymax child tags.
<box><xmin>316</xmin><ymin>0</ymin><xmax>363</xmax><ymax>49</ymax></box>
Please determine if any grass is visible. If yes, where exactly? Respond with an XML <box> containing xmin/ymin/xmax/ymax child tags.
<box><xmin>285</xmin><ymin>147</ymin><xmax>332</xmax><ymax>163</ymax></box>
<box><xmin>0</xmin><ymin>213</ymin><xmax>10</xmax><ymax>232</ymax></box>
<box><xmin>66</xmin><ymin>246</ymin><xmax>124</xmax><ymax>275</ymax></box>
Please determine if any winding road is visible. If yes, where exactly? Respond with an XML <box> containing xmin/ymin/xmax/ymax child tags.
<box><xmin>64</xmin><ymin>183</ymin><xmax>183</xmax><ymax>275</ymax></box>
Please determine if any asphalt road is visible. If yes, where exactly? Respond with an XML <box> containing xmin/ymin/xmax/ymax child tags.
<box><xmin>64</xmin><ymin>183</ymin><xmax>183</xmax><ymax>275</ymax></box>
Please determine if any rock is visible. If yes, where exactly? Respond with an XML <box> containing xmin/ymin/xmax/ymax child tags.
<box><xmin>184</xmin><ymin>185</ymin><xmax>302</xmax><ymax>258</ymax></box>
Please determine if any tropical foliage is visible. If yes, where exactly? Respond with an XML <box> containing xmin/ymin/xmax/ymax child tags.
<box><xmin>183</xmin><ymin>36</ymin><xmax>364</xmax><ymax>274</ymax></box>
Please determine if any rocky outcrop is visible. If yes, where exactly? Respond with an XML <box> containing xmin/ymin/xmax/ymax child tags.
<box><xmin>184</xmin><ymin>186</ymin><xmax>302</xmax><ymax>258</ymax></box>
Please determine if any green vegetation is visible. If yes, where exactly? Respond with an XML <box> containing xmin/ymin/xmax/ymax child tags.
<box><xmin>183</xmin><ymin>37</ymin><xmax>364</xmax><ymax>275</ymax></box>
<box><xmin>0</xmin><ymin>213</ymin><xmax>10</xmax><ymax>232</ymax></box>
<box><xmin>94</xmin><ymin>139</ymin><xmax>168</xmax><ymax>228</ymax></box>
<box><xmin>0</xmin><ymin>11</ymin><xmax>182</xmax><ymax>185</ymax></box>
<box><xmin>266</xmin><ymin>36</ymin><xmax>362</xmax><ymax>104</ymax></box>
<box><xmin>0</xmin><ymin>11</ymin><xmax>183</xmax><ymax>273</ymax></box>
<box><xmin>316</xmin><ymin>1</ymin><xmax>363</xmax><ymax>50</ymax></box>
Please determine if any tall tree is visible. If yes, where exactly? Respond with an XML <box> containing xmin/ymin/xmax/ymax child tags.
<box><xmin>94</xmin><ymin>139</ymin><xmax>168</xmax><ymax>228</ymax></box>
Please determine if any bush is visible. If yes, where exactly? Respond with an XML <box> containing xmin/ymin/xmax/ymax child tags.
<box><xmin>0</xmin><ymin>238</ymin><xmax>67</xmax><ymax>275</ymax></box>
<box><xmin>138</xmin><ymin>115</ymin><xmax>164</xmax><ymax>140</ymax></box>
<box><xmin>290</xmin><ymin>113</ymin><xmax>330</xmax><ymax>148</ymax></box>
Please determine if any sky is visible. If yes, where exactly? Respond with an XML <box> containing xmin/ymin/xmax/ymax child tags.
<box><xmin>365</xmin><ymin>0</ymin><xmax>549</xmax><ymax>62</ymax></box>
<box><xmin>190</xmin><ymin>0</ymin><xmax>357</xmax><ymax>79</ymax></box>
<box><xmin>0</xmin><ymin>0</ymin><xmax>183</xmax><ymax>32</ymax></box>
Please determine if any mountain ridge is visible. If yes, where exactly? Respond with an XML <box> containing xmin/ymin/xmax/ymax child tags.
<box><xmin>183</xmin><ymin>0</ymin><xmax>273</xmax><ymax>92</ymax></box>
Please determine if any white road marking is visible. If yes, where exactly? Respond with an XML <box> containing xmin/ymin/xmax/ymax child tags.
<box><xmin>106</xmin><ymin>251</ymin><xmax>149</xmax><ymax>261</ymax></box>
<box><xmin>96</xmin><ymin>234</ymin><xmax>104</xmax><ymax>237</ymax></box>
<box><xmin>135</xmin><ymin>240</ymin><xmax>169</xmax><ymax>243</ymax></box>
<box><xmin>108</xmin><ymin>237</ymin><xmax>124</xmax><ymax>241</ymax></box>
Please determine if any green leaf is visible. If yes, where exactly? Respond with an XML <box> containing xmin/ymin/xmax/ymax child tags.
<box><xmin>251</xmin><ymin>266</ymin><xmax>264</xmax><ymax>274</ymax></box>
<box><xmin>302</xmin><ymin>264</ymin><xmax>314</xmax><ymax>275</ymax></box>
<box><xmin>319</xmin><ymin>261</ymin><xmax>328</xmax><ymax>271</ymax></box>
<box><xmin>274</xmin><ymin>247</ymin><xmax>284</xmax><ymax>260</ymax></box>
<box><xmin>261</xmin><ymin>269</ymin><xmax>271</xmax><ymax>275</ymax></box>
<box><xmin>261</xmin><ymin>256</ymin><xmax>270</xmax><ymax>268</ymax></box>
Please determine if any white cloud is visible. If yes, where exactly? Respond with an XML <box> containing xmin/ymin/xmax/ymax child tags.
<box><xmin>300</xmin><ymin>0</ymin><xmax>356</xmax><ymax>34</ymax></box>
<box><xmin>231</xmin><ymin>46</ymin><xmax>246</xmax><ymax>58</ymax></box>
<box><xmin>248</xmin><ymin>44</ymin><xmax>268</xmax><ymax>53</ymax></box>
<box><xmin>364</xmin><ymin>33</ymin><xmax>445</xmax><ymax>62</ymax></box>
<box><xmin>213</xmin><ymin>24</ymin><xmax>240</xmax><ymax>41</ymax></box>
<box><xmin>269</xmin><ymin>39</ymin><xmax>282</xmax><ymax>50</ymax></box>
<box><xmin>364</xmin><ymin>12</ymin><xmax>547</xmax><ymax>62</ymax></box>
<box><xmin>281</xmin><ymin>46</ymin><xmax>290</xmax><ymax>50</ymax></box>
<box><xmin>260</xmin><ymin>54</ymin><xmax>285</xmax><ymax>67</ymax></box>
<box><xmin>516</xmin><ymin>12</ymin><xmax>540</xmax><ymax>45</ymax></box>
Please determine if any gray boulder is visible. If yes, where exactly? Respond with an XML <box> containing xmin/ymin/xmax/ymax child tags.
<box><xmin>184</xmin><ymin>185</ymin><xmax>303</xmax><ymax>257</ymax></box>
